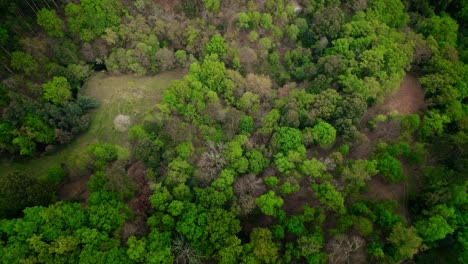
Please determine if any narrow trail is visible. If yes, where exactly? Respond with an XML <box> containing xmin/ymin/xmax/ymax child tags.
<box><xmin>351</xmin><ymin>74</ymin><xmax>425</xmax><ymax>159</ymax></box>
<box><xmin>352</xmin><ymin>74</ymin><xmax>425</xmax><ymax>224</ymax></box>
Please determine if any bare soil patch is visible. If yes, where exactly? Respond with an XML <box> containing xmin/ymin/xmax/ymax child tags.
<box><xmin>283</xmin><ymin>181</ymin><xmax>319</xmax><ymax>215</ymax></box>
<box><xmin>57</xmin><ymin>174</ymin><xmax>90</xmax><ymax>206</ymax></box>
<box><xmin>123</xmin><ymin>161</ymin><xmax>152</xmax><ymax>240</ymax></box>
<box><xmin>362</xmin><ymin>74</ymin><xmax>425</xmax><ymax>123</ymax></box>
<box><xmin>366</xmin><ymin>175</ymin><xmax>411</xmax><ymax>224</ymax></box>
<box><xmin>349</xmin><ymin>74</ymin><xmax>424</xmax><ymax>223</ymax></box>
<box><xmin>350</xmin><ymin>74</ymin><xmax>425</xmax><ymax>159</ymax></box>
<box><xmin>382</xmin><ymin>74</ymin><xmax>425</xmax><ymax>115</ymax></box>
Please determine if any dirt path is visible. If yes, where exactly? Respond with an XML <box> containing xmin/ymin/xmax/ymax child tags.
<box><xmin>351</xmin><ymin>74</ymin><xmax>425</xmax><ymax>159</ymax></box>
<box><xmin>382</xmin><ymin>75</ymin><xmax>425</xmax><ymax>114</ymax></box>
<box><xmin>350</xmin><ymin>74</ymin><xmax>425</xmax><ymax>224</ymax></box>
<box><xmin>361</xmin><ymin>74</ymin><xmax>425</xmax><ymax>123</ymax></box>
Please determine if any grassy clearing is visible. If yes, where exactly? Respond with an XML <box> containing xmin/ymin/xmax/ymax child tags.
<box><xmin>0</xmin><ymin>70</ymin><xmax>185</xmax><ymax>179</ymax></box>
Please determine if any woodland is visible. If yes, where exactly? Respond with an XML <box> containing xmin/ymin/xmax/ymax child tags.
<box><xmin>0</xmin><ymin>0</ymin><xmax>467</xmax><ymax>263</ymax></box>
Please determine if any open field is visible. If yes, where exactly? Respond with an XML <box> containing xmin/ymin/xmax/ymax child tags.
<box><xmin>0</xmin><ymin>70</ymin><xmax>185</xmax><ymax>179</ymax></box>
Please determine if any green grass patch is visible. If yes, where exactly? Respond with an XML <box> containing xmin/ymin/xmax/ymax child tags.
<box><xmin>0</xmin><ymin>70</ymin><xmax>185</xmax><ymax>178</ymax></box>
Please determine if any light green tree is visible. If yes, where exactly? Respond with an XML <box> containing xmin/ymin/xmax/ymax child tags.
<box><xmin>37</xmin><ymin>8</ymin><xmax>64</xmax><ymax>38</ymax></box>
<box><xmin>256</xmin><ymin>191</ymin><xmax>284</xmax><ymax>216</ymax></box>
<box><xmin>42</xmin><ymin>77</ymin><xmax>72</xmax><ymax>105</ymax></box>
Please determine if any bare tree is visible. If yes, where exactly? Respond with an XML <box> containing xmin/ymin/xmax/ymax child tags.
<box><xmin>234</xmin><ymin>174</ymin><xmax>266</xmax><ymax>197</ymax></box>
<box><xmin>327</xmin><ymin>235</ymin><xmax>366</xmax><ymax>264</ymax></box>
<box><xmin>235</xmin><ymin>194</ymin><xmax>257</xmax><ymax>216</ymax></box>
<box><xmin>196</xmin><ymin>142</ymin><xmax>226</xmax><ymax>185</ymax></box>
<box><xmin>172</xmin><ymin>236</ymin><xmax>203</xmax><ymax>264</ymax></box>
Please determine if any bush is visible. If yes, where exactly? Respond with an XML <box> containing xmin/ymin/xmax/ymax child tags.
<box><xmin>77</xmin><ymin>96</ymin><xmax>99</xmax><ymax>111</ymax></box>
<box><xmin>339</xmin><ymin>144</ymin><xmax>350</xmax><ymax>155</ymax></box>
<box><xmin>400</xmin><ymin>114</ymin><xmax>420</xmax><ymax>133</ymax></box>
<box><xmin>377</xmin><ymin>154</ymin><xmax>404</xmax><ymax>183</ymax></box>
<box><xmin>285</xmin><ymin>216</ymin><xmax>306</xmax><ymax>236</ymax></box>
<box><xmin>264</xmin><ymin>176</ymin><xmax>280</xmax><ymax>188</ymax></box>
<box><xmin>239</xmin><ymin>115</ymin><xmax>254</xmax><ymax>134</ymax></box>
<box><xmin>353</xmin><ymin>216</ymin><xmax>373</xmax><ymax>236</ymax></box>
<box><xmin>88</xmin><ymin>143</ymin><xmax>119</xmax><ymax>168</ymax></box>
<box><xmin>280</xmin><ymin>182</ymin><xmax>300</xmax><ymax>195</ymax></box>
<box><xmin>43</xmin><ymin>165</ymin><xmax>66</xmax><ymax>186</ymax></box>
<box><xmin>175</xmin><ymin>50</ymin><xmax>187</xmax><ymax>67</ymax></box>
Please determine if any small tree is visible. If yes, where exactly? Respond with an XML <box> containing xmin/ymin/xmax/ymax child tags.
<box><xmin>256</xmin><ymin>191</ymin><xmax>283</xmax><ymax>216</ymax></box>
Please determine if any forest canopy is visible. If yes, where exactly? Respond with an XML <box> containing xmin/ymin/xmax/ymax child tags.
<box><xmin>0</xmin><ymin>0</ymin><xmax>467</xmax><ymax>263</ymax></box>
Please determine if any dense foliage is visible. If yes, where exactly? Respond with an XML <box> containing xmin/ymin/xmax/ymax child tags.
<box><xmin>0</xmin><ymin>0</ymin><xmax>467</xmax><ymax>263</ymax></box>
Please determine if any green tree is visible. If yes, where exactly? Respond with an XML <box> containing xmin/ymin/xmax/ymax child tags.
<box><xmin>146</xmin><ymin>230</ymin><xmax>174</xmax><ymax>263</ymax></box>
<box><xmin>311</xmin><ymin>121</ymin><xmax>337</xmax><ymax>146</ymax></box>
<box><xmin>415</xmin><ymin>215</ymin><xmax>454</xmax><ymax>243</ymax></box>
<box><xmin>376</xmin><ymin>154</ymin><xmax>404</xmax><ymax>183</ymax></box>
<box><xmin>205</xmin><ymin>34</ymin><xmax>227</xmax><ymax>56</ymax></box>
<box><xmin>388</xmin><ymin>224</ymin><xmax>422</xmax><ymax>261</ymax></box>
<box><xmin>175</xmin><ymin>50</ymin><xmax>187</xmax><ymax>67</ymax></box>
<box><xmin>65</xmin><ymin>0</ymin><xmax>124</xmax><ymax>42</ymax></box>
<box><xmin>87</xmin><ymin>143</ymin><xmax>118</xmax><ymax>168</ymax></box>
<box><xmin>150</xmin><ymin>184</ymin><xmax>173</xmax><ymax>211</ymax></box>
<box><xmin>10</xmin><ymin>51</ymin><xmax>38</xmax><ymax>76</ymax></box>
<box><xmin>13</xmin><ymin>114</ymin><xmax>55</xmax><ymax>156</ymax></box>
<box><xmin>246</xmin><ymin>149</ymin><xmax>268</xmax><ymax>174</ymax></box>
<box><xmin>202</xmin><ymin>0</ymin><xmax>220</xmax><ymax>12</ymax></box>
<box><xmin>0</xmin><ymin>171</ymin><xmax>51</xmax><ymax>218</ymax></box>
<box><xmin>256</xmin><ymin>191</ymin><xmax>284</xmax><ymax>216</ymax></box>
<box><xmin>274</xmin><ymin>127</ymin><xmax>303</xmax><ymax>153</ymax></box>
<box><xmin>312</xmin><ymin>182</ymin><xmax>345</xmax><ymax>214</ymax></box>
<box><xmin>37</xmin><ymin>8</ymin><xmax>64</xmax><ymax>38</ymax></box>
<box><xmin>297</xmin><ymin>233</ymin><xmax>324</xmax><ymax>258</ymax></box>
<box><xmin>342</xmin><ymin>159</ymin><xmax>379</xmax><ymax>188</ymax></box>
<box><xmin>246</xmin><ymin>228</ymin><xmax>279</xmax><ymax>264</ymax></box>
<box><xmin>420</xmin><ymin>111</ymin><xmax>450</xmax><ymax>139</ymax></box>
<box><xmin>42</xmin><ymin>77</ymin><xmax>72</xmax><ymax>105</ymax></box>
<box><xmin>416</xmin><ymin>14</ymin><xmax>459</xmax><ymax>46</ymax></box>
<box><xmin>164</xmin><ymin>158</ymin><xmax>194</xmax><ymax>186</ymax></box>
<box><xmin>300</xmin><ymin>158</ymin><xmax>327</xmax><ymax>179</ymax></box>
<box><xmin>126</xmin><ymin>236</ymin><xmax>147</xmax><ymax>262</ymax></box>
<box><xmin>367</xmin><ymin>0</ymin><xmax>409</xmax><ymax>28</ymax></box>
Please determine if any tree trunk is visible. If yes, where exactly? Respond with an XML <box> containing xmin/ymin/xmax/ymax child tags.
<box><xmin>24</xmin><ymin>1</ymin><xmax>37</xmax><ymax>14</ymax></box>
<box><xmin>16</xmin><ymin>11</ymin><xmax>34</xmax><ymax>32</ymax></box>
<box><xmin>50</xmin><ymin>0</ymin><xmax>59</xmax><ymax>8</ymax></box>
<box><xmin>1</xmin><ymin>47</ymin><xmax>11</xmax><ymax>56</ymax></box>
<box><xmin>31</xmin><ymin>0</ymin><xmax>41</xmax><ymax>13</ymax></box>
<box><xmin>0</xmin><ymin>61</ymin><xmax>13</xmax><ymax>74</ymax></box>
<box><xmin>42</xmin><ymin>0</ymin><xmax>52</xmax><ymax>9</ymax></box>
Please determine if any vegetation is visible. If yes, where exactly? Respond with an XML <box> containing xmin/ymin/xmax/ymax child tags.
<box><xmin>0</xmin><ymin>0</ymin><xmax>466</xmax><ymax>263</ymax></box>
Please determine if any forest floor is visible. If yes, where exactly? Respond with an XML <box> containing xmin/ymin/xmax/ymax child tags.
<box><xmin>0</xmin><ymin>70</ymin><xmax>185</xmax><ymax>181</ymax></box>
<box><xmin>353</xmin><ymin>74</ymin><xmax>425</xmax><ymax>223</ymax></box>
